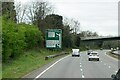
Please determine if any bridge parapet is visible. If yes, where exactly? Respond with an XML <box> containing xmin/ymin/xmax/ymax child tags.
<box><xmin>81</xmin><ymin>36</ymin><xmax>109</xmax><ymax>40</ymax></box>
<box><xmin>81</xmin><ymin>36</ymin><xmax>120</xmax><ymax>41</ymax></box>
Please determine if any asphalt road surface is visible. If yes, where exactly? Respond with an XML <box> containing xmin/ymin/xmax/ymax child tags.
<box><xmin>24</xmin><ymin>50</ymin><xmax>119</xmax><ymax>79</ymax></box>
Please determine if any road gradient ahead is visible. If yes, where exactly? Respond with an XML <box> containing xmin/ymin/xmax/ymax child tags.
<box><xmin>24</xmin><ymin>50</ymin><xmax>119</xmax><ymax>78</ymax></box>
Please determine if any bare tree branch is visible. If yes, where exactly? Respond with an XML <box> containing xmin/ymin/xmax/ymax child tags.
<box><xmin>25</xmin><ymin>1</ymin><xmax>53</xmax><ymax>25</ymax></box>
<box><xmin>15</xmin><ymin>2</ymin><xmax>27</xmax><ymax>23</ymax></box>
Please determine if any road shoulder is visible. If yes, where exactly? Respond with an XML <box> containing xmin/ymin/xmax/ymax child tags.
<box><xmin>22</xmin><ymin>54</ymin><xmax>69</xmax><ymax>78</ymax></box>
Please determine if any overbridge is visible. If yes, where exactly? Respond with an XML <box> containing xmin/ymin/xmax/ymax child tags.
<box><xmin>81</xmin><ymin>36</ymin><xmax>120</xmax><ymax>41</ymax></box>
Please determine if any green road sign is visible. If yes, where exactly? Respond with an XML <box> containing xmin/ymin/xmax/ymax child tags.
<box><xmin>46</xmin><ymin>29</ymin><xmax>62</xmax><ymax>49</ymax></box>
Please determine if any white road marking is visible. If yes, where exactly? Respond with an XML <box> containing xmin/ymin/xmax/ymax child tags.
<box><xmin>80</xmin><ymin>69</ymin><xmax>83</xmax><ymax>71</ymax></box>
<box><xmin>34</xmin><ymin>55</ymin><xmax>70</xmax><ymax>80</ymax></box>
<box><xmin>104</xmin><ymin>63</ymin><xmax>106</xmax><ymax>65</ymax></box>
<box><xmin>100</xmin><ymin>61</ymin><xmax>102</xmax><ymax>62</ymax></box>
<box><xmin>80</xmin><ymin>63</ymin><xmax>81</xmax><ymax>65</ymax></box>
<box><xmin>82</xmin><ymin>75</ymin><xmax>85</xmax><ymax>78</ymax></box>
<box><xmin>80</xmin><ymin>65</ymin><xmax>82</xmax><ymax>67</ymax></box>
<box><xmin>108</xmin><ymin>66</ymin><xmax>111</xmax><ymax>68</ymax></box>
<box><xmin>115</xmin><ymin>71</ymin><xmax>118</xmax><ymax>73</ymax></box>
<box><xmin>105</xmin><ymin>53</ymin><xmax>118</xmax><ymax>61</ymax></box>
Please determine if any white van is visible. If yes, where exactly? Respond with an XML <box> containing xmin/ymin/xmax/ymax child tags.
<box><xmin>72</xmin><ymin>49</ymin><xmax>80</xmax><ymax>57</ymax></box>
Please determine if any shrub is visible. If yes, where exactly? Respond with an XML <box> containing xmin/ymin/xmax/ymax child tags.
<box><xmin>2</xmin><ymin>17</ymin><xmax>43</xmax><ymax>61</ymax></box>
<box><xmin>2</xmin><ymin>19</ymin><xmax>25</xmax><ymax>60</ymax></box>
<box><xmin>19</xmin><ymin>23</ymin><xmax>43</xmax><ymax>49</ymax></box>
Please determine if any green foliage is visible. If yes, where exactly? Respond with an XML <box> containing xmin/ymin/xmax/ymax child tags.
<box><xmin>44</xmin><ymin>14</ymin><xmax>63</xmax><ymax>29</ymax></box>
<box><xmin>74</xmin><ymin>35</ymin><xmax>81</xmax><ymax>47</ymax></box>
<box><xmin>63</xmin><ymin>34</ymin><xmax>73</xmax><ymax>48</ymax></box>
<box><xmin>2</xmin><ymin>17</ymin><xmax>43</xmax><ymax>61</ymax></box>
<box><xmin>62</xmin><ymin>26</ymin><xmax>74</xmax><ymax>48</ymax></box>
<box><xmin>2</xmin><ymin>48</ymin><xmax>63</xmax><ymax>78</ymax></box>
<box><xmin>23</xmin><ymin>24</ymin><xmax>43</xmax><ymax>49</ymax></box>
<box><xmin>2</xmin><ymin>19</ymin><xmax>25</xmax><ymax>60</ymax></box>
<box><xmin>38</xmin><ymin>14</ymin><xmax>63</xmax><ymax>36</ymax></box>
<box><xmin>2</xmin><ymin>2</ymin><xmax>16</xmax><ymax>22</ymax></box>
<box><xmin>62</xmin><ymin>26</ymin><xmax>81</xmax><ymax>48</ymax></box>
<box><xmin>102</xmin><ymin>40</ymin><xmax>120</xmax><ymax>49</ymax></box>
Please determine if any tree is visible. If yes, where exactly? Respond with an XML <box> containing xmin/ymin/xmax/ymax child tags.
<box><xmin>0</xmin><ymin>2</ymin><xmax>2</xmax><ymax>16</ymax></box>
<box><xmin>75</xmin><ymin>34</ymin><xmax>81</xmax><ymax>47</ymax></box>
<box><xmin>73</xmin><ymin>20</ymin><xmax>80</xmax><ymax>34</ymax></box>
<box><xmin>62</xmin><ymin>25</ymin><xmax>74</xmax><ymax>48</ymax></box>
<box><xmin>38</xmin><ymin>14</ymin><xmax>63</xmax><ymax>36</ymax></box>
<box><xmin>2</xmin><ymin>18</ymin><xmax>25</xmax><ymax>60</ymax></box>
<box><xmin>2</xmin><ymin>2</ymin><xmax>17</xmax><ymax>22</ymax></box>
<box><xmin>25</xmin><ymin>1</ymin><xmax>53</xmax><ymax>25</ymax></box>
<box><xmin>44</xmin><ymin>14</ymin><xmax>63</xmax><ymax>28</ymax></box>
<box><xmin>14</xmin><ymin>2</ymin><xmax>27</xmax><ymax>23</ymax></box>
<box><xmin>102</xmin><ymin>40</ymin><xmax>120</xmax><ymax>49</ymax></box>
<box><xmin>80</xmin><ymin>30</ymin><xmax>98</xmax><ymax>37</ymax></box>
<box><xmin>2</xmin><ymin>16</ymin><xmax>43</xmax><ymax>61</ymax></box>
<box><xmin>63</xmin><ymin>18</ymin><xmax>80</xmax><ymax>34</ymax></box>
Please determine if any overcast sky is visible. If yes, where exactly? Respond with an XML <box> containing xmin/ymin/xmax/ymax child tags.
<box><xmin>15</xmin><ymin>0</ymin><xmax>120</xmax><ymax>36</ymax></box>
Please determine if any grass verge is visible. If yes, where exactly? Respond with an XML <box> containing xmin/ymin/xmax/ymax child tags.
<box><xmin>106</xmin><ymin>51</ymin><xmax>120</xmax><ymax>60</ymax></box>
<box><xmin>2</xmin><ymin>48</ymin><xmax>68</xmax><ymax>78</ymax></box>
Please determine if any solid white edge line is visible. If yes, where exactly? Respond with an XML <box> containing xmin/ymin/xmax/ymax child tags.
<box><xmin>105</xmin><ymin>52</ymin><xmax>118</xmax><ymax>61</ymax></box>
<box><xmin>34</xmin><ymin>55</ymin><xmax>70</xmax><ymax>80</ymax></box>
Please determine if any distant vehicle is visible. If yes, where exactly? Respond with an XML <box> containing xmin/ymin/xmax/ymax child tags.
<box><xmin>113</xmin><ymin>48</ymin><xmax>117</xmax><ymax>51</ymax></box>
<box><xmin>72</xmin><ymin>49</ymin><xmax>80</xmax><ymax>57</ymax></box>
<box><xmin>111</xmin><ymin>48</ymin><xmax>113</xmax><ymax>51</ymax></box>
<box><xmin>117</xmin><ymin>47</ymin><xmax>119</xmax><ymax>50</ymax></box>
<box><xmin>100</xmin><ymin>48</ymin><xmax>103</xmax><ymax>50</ymax></box>
<box><xmin>111</xmin><ymin>69</ymin><xmax>120</xmax><ymax>80</ymax></box>
<box><xmin>88</xmin><ymin>51</ymin><xmax>99</xmax><ymax>61</ymax></box>
<box><xmin>87</xmin><ymin>50</ymin><xmax>92</xmax><ymax>55</ymax></box>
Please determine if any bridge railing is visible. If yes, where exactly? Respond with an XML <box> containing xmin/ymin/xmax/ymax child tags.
<box><xmin>81</xmin><ymin>36</ymin><xmax>120</xmax><ymax>40</ymax></box>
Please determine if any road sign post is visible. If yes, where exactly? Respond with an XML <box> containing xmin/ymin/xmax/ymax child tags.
<box><xmin>46</xmin><ymin>29</ymin><xmax>62</xmax><ymax>49</ymax></box>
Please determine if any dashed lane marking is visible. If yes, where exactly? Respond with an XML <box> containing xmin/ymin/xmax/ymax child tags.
<box><xmin>104</xmin><ymin>63</ymin><xmax>106</xmax><ymax>65</ymax></box>
<box><xmin>82</xmin><ymin>75</ymin><xmax>85</xmax><ymax>78</ymax></box>
<box><xmin>80</xmin><ymin>69</ymin><xmax>83</xmax><ymax>71</ymax></box>
<box><xmin>80</xmin><ymin>65</ymin><xmax>82</xmax><ymax>67</ymax></box>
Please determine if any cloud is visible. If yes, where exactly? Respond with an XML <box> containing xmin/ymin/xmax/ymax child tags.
<box><xmin>48</xmin><ymin>0</ymin><xmax>118</xmax><ymax>36</ymax></box>
<box><xmin>14</xmin><ymin>0</ymin><xmax>119</xmax><ymax>36</ymax></box>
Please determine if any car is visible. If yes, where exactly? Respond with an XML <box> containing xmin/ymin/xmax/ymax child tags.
<box><xmin>87</xmin><ymin>50</ymin><xmax>92</xmax><ymax>55</ymax></box>
<box><xmin>111</xmin><ymin>48</ymin><xmax>113</xmax><ymax>51</ymax></box>
<box><xmin>117</xmin><ymin>47</ymin><xmax>119</xmax><ymax>50</ymax></box>
<box><xmin>72</xmin><ymin>49</ymin><xmax>80</xmax><ymax>57</ymax></box>
<box><xmin>111</xmin><ymin>69</ymin><xmax>120</xmax><ymax>80</ymax></box>
<box><xmin>88</xmin><ymin>51</ymin><xmax>99</xmax><ymax>61</ymax></box>
<box><xmin>113</xmin><ymin>48</ymin><xmax>117</xmax><ymax>51</ymax></box>
<box><xmin>100</xmin><ymin>48</ymin><xmax>103</xmax><ymax>50</ymax></box>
